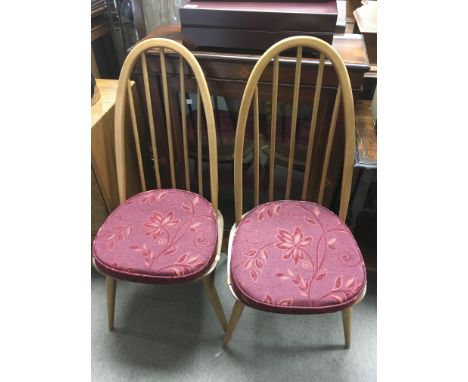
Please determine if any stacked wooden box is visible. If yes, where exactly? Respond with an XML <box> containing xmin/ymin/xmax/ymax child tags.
<box><xmin>180</xmin><ymin>1</ymin><xmax>338</xmax><ymax>52</ymax></box>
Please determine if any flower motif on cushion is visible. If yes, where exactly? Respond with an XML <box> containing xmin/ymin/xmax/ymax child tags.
<box><xmin>263</xmin><ymin>293</ymin><xmax>293</xmax><ymax>307</ymax></box>
<box><xmin>144</xmin><ymin>211</ymin><xmax>180</xmax><ymax>239</ymax></box>
<box><xmin>242</xmin><ymin>248</ymin><xmax>268</xmax><ymax>282</ymax></box>
<box><xmin>105</xmin><ymin>224</ymin><xmax>132</xmax><ymax>251</ymax></box>
<box><xmin>276</xmin><ymin>227</ymin><xmax>312</xmax><ymax>265</ymax></box>
<box><xmin>257</xmin><ymin>204</ymin><xmax>281</xmax><ymax>221</ymax></box>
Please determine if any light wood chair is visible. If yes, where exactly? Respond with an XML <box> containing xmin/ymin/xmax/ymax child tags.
<box><xmin>224</xmin><ymin>36</ymin><xmax>367</xmax><ymax>348</ymax></box>
<box><xmin>92</xmin><ymin>38</ymin><xmax>227</xmax><ymax>333</ymax></box>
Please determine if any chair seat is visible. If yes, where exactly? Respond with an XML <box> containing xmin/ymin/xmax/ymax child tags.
<box><xmin>93</xmin><ymin>189</ymin><xmax>218</xmax><ymax>284</ymax></box>
<box><xmin>230</xmin><ymin>200</ymin><xmax>366</xmax><ymax>314</ymax></box>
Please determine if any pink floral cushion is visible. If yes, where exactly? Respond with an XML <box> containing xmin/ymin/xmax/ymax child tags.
<box><xmin>93</xmin><ymin>189</ymin><xmax>218</xmax><ymax>284</ymax></box>
<box><xmin>230</xmin><ymin>201</ymin><xmax>366</xmax><ymax>313</ymax></box>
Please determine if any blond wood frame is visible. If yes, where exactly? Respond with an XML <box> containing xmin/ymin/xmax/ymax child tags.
<box><xmin>97</xmin><ymin>38</ymin><xmax>226</xmax><ymax>332</ymax></box>
<box><xmin>233</xmin><ymin>36</ymin><xmax>355</xmax><ymax>224</ymax></box>
<box><xmin>114</xmin><ymin>38</ymin><xmax>218</xmax><ymax>209</ymax></box>
<box><xmin>225</xmin><ymin>36</ymin><xmax>365</xmax><ymax>348</ymax></box>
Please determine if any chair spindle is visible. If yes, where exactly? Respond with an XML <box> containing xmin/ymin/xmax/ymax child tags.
<box><xmin>268</xmin><ymin>56</ymin><xmax>280</xmax><ymax>201</ymax></box>
<box><xmin>318</xmin><ymin>85</ymin><xmax>341</xmax><ymax>204</ymax></box>
<box><xmin>253</xmin><ymin>87</ymin><xmax>260</xmax><ymax>206</ymax></box>
<box><xmin>141</xmin><ymin>53</ymin><xmax>161</xmax><ymax>189</ymax></box>
<box><xmin>197</xmin><ymin>89</ymin><xmax>203</xmax><ymax>196</ymax></box>
<box><xmin>285</xmin><ymin>47</ymin><xmax>303</xmax><ymax>199</ymax></box>
<box><xmin>179</xmin><ymin>57</ymin><xmax>190</xmax><ymax>191</ymax></box>
<box><xmin>127</xmin><ymin>80</ymin><xmax>146</xmax><ymax>192</ymax></box>
<box><xmin>160</xmin><ymin>48</ymin><xmax>176</xmax><ymax>188</ymax></box>
<box><xmin>301</xmin><ymin>53</ymin><xmax>325</xmax><ymax>200</ymax></box>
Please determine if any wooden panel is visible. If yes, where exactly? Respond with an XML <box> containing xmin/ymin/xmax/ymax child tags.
<box><xmin>91</xmin><ymin>79</ymin><xmax>142</xmax><ymax>235</ymax></box>
<box><xmin>144</xmin><ymin>26</ymin><xmax>370</xmax><ymax>71</ymax></box>
<box><xmin>355</xmin><ymin>99</ymin><xmax>377</xmax><ymax>169</ymax></box>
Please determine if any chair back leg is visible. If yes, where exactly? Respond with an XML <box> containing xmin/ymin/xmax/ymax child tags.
<box><xmin>341</xmin><ymin>307</ymin><xmax>353</xmax><ymax>349</ymax></box>
<box><xmin>202</xmin><ymin>272</ymin><xmax>228</xmax><ymax>332</ymax></box>
<box><xmin>106</xmin><ymin>277</ymin><xmax>117</xmax><ymax>331</ymax></box>
<box><xmin>223</xmin><ymin>300</ymin><xmax>245</xmax><ymax>347</ymax></box>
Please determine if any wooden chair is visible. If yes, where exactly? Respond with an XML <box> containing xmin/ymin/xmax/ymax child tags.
<box><xmin>92</xmin><ymin>38</ymin><xmax>227</xmax><ymax>333</ymax></box>
<box><xmin>224</xmin><ymin>36</ymin><xmax>367</xmax><ymax>348</ymax></box>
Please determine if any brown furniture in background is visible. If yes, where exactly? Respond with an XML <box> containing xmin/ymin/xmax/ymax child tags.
<box><xmin>132</xmin><ymin>24</ymin><xmax>370</xmax><ymax>228</ymax></box>
<box><xmin>91</xmin><ymin>79</ymin><xmax>142</xmax><ymax>239</ymax></box>
<box><xmin>180</xmin><ymin>1</ymin><xmax>338</xmax><ymax>50</ymax></box>
<box><xmin>91</xmin><ymin>2</ymin><xmax>121</xmax><ymax>79</ymax></box>
<box><xmin>353</xmin><ymin>1</ymin><xmax>377</xmax><ymax>66</ymax></box>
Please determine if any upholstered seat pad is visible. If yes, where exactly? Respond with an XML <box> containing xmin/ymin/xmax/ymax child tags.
<box><xmin>93</xmin><ymin>189</ymin><xmax>218</xmax><ymax>283</ymax></box>
<box><xmin>230</xmin><ymin>201</ymin><xmax>366</xmax><ymax>313</ymax></box>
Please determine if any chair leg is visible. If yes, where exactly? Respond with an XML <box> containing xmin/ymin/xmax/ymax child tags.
<box><xmin>202</xmin><ymin>272</ymin><xmax>228</xmax><ymax>332</ymax></box>
<box><xmin>106</xmin><ymin>277</ymin><xmax>117</xmax><ymax>331</ymax></box>
<box><xmin>341</xmin><ymin>307</ymin><xmax>352</xmax><ymax>349</ymax></box>
<box><xmin>223</xmin><ymin>300</ymin><xmax>245</xmax><ymax>347</ymax></box>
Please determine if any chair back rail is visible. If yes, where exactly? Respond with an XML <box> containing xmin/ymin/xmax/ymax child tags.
<box><xmin>233</xmin><ymin>36</ymin><xmax>355</xmax><ymax>224</ymax></box>
<box><xmin>114</xmin><ymin>38</ymin><xmax>219</xmax><ymax>210</ymax></box>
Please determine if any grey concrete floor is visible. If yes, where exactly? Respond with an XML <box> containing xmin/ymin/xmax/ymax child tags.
<box><xmin>92</xmin><ymin>256</ymin><xmax>376</xmax><ymax>382</ymax></box>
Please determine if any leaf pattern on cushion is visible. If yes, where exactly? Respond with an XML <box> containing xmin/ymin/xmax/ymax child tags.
<box><xmin>278</xmin><ymin>299</ymin><xmax>293</xmax><ymax>307</ymax></box>
<box><xmin>229</xmin><ymin>200</ymin><xmax>366</xmax><ymax>311</ymax></box>
<box><xmin>262</xmin><ymin>294</ymin><xmax>294</xmax><ymax>307</ymax></box>
<box><xmin>257</xmin><ymin>204</ymin><xmax>281</xmax><ymax>221</ymax></box>
<box><xmin>105</xmin><ymin>224</ymin><xmax>132</xmax><ymax>251</ymax></box>
<box><xmin>159</xmin><ymin>254</ymin><xmax>204</xmax><ymax>277</ymax></box>
<box><xmin>315</xmin><ymin>269</ymin><xmax>327</xmax><ymax>281</ymax></box>
<box><xmin>334</xmin><ymin>275</ymin><xmax>343</xmax><ymax>290</ymax></box>
<box><xmin>241</xmin><ymin>246</ymin><xmax>270</xmax><ymax>282</ymax></box>
<box><xmin>93</xmin><ymin>189</ymin><xmax>218</xmax><ymax>282</ymax></box>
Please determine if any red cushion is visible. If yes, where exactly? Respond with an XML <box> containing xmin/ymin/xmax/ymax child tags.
<box><xmin>230</xmin><ymin>201</ymin><xmax>366</xmax><ymax>313</ymax></box>
<box><xmin>93</xmin><ymin>189</ymin><xmax>218</xmax><ymax>284</ymax></box>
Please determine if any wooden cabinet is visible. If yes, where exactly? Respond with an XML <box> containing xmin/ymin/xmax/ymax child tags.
<box><xmin>134</xmin><ymin>26</ymin><xmax>370</xmax><ymax>225</ymax></box>
<box><xmin>91</xmin><ymin>79</ymin><xmax>142</xmax><ymax>238</ymax></box>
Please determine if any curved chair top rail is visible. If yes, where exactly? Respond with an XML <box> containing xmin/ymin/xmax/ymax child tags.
<box><xmin>233</xmin><ymin>36</ymin><xmax>356</xmax><ymax>224</ymax></box>
<box><xmin>114</xmin><ymin>38</ymin><xmax>219</xmax><ymax>210</ymax></box>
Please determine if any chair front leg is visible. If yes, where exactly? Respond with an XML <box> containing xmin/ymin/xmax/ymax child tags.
<box><xmin>202</xmin><ymin>271</ymin><xmax>228</xmax><ymax>332</ymax></box>
<box><xmin>341</xmin><ymin>307</ymin><xmax>352</xmax><ymax>349</ymax></box>
<box><xmin>223</xmin><ymin>300</ymin><xmax>245</xmax><ymax>347</ymax></box>
<box><xmin>106</xmin><ymin>277</ymin><xmax>117</xmax><ymax>331</ymax></box>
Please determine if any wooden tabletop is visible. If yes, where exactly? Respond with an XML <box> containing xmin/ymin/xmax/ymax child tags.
<box><xmin>355</xmin><ymin>100</ymin><xmax>377</xmax><ymax>168</ymax></box>
<box><xmin>144</xmin><ymin>24</ymin><xmax>370</xmax><ymax>71</ymax></box>
<box><xmin>354</xmin><ymin>2</ymin><xmax>377</xmax><ymax>34</ymax></box>
<box><xmin>91</xmin><ymin>79</ymin><xmax>118</xmax><ymax>127</ymax></box>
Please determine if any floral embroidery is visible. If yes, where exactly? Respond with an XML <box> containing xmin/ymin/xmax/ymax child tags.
<box><xmin>262</xmin><ymin>293</ymin><xmax>293</xmax><ymax>307</ymax></box>
<box><xmin>242</xmin><ymin>247</ymin><xmax>269</xmax><ymax>282</ymax></box>
<box><xmin>276</xmin><ymin>227</ymin><xmax>312</xmax><ymax>265</ymax></box>
<box><xmin>92</xmin><ymin>189</ymin><xmax>218</xmax><ymax>282</ymax></box>
<box><xmin>230</xmin><ymin>200</ymin><xmax>366</xmax><ymax>312</ymax></box>
<box><xmin>144</xmin><ymin>211</ymin><xmax>180</xmax><ymax>239</ymax></box>
<box><xmin>257</xmin><ymin>204</ymin><xmax>281</xmax><ymax>221</ymax></box>
<box><xmin>105</xmin><ymin>224</ymin><xmax>132</xmax><ymax>251</ymax></box>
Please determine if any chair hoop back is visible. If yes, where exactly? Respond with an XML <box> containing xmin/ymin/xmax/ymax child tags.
<box><xmin>114</xmin><ymin>38</ymin><xmax>219</xmax><ymax>210</ymax></box>
<box><xmin>233</xmin><ymin>36</ymin><xmax>355</xmax><ymax>224</ymax></box>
